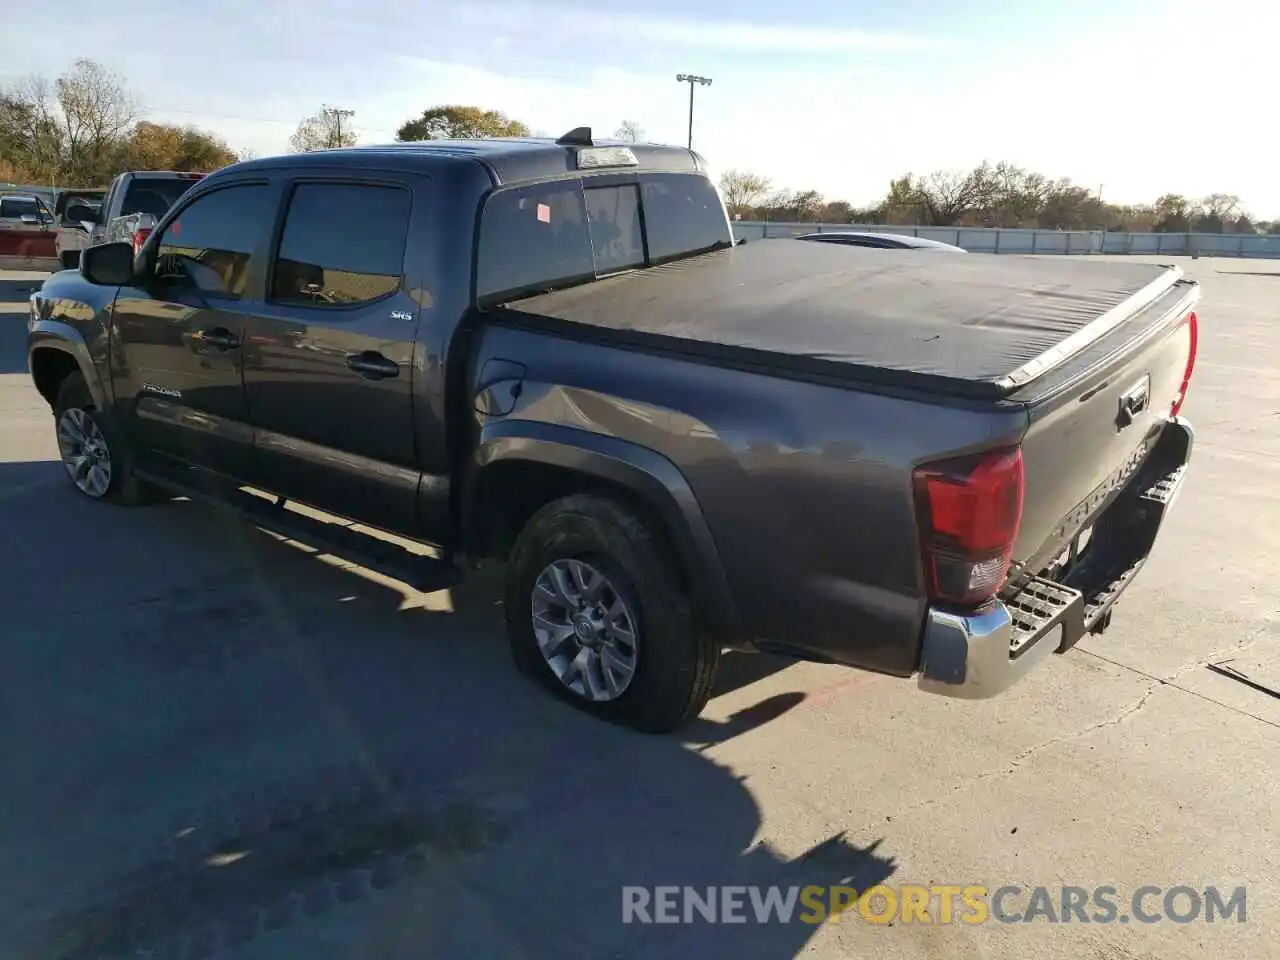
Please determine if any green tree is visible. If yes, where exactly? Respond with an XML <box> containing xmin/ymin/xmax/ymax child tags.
<box><xmin>118</xmin><ymin>121</ymin><xmax>238</xmax><ymax>172</ymax></box>
<box><xmin>396</xmin><ymin>106</ymin><xmax>530</xmax><ymax>141</ymax></box>
<box><xmin>1152</xmin><ymin>194</ymin><xmax>1192</xmax><ymax>232</ymax></box>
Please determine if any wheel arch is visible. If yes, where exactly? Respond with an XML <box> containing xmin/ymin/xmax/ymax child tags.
<box><xmin>463</xmin><ymin>421</ymin><xmax>742</xmax><ymax>641</ymax></box>
<box><xmin>28</xmin><ymin>327</ymin><xmax>106</xmax><ymax>411</ymax></box>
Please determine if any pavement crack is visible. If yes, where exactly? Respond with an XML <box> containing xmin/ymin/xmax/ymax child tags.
<box><xmin>1007</xmin><ymin>684</ymin><xmax>1159</xmax><ymax>768</ymax></box>
<box><xmin>1168</xmin><ymin>618</ymin><xmax>1276</xmax><ymax>682</ymax></box>
<box><xmin>887</xmin><ymin>685</ymin><xmax>1163</xmax><ymax>822</ymax></box>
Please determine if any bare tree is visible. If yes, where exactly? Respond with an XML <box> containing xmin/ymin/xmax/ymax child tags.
<box><xmin>1</xmin><ymin>60</ymin><xmax>134</xmax><ymax>183</ymax></box>
<box><xmin>915</xmin><ymin>167</ymin><xmax>994</xmax><ymax>226</ymax></box>
<box><xmin>290</xmin><ymin>105</ymin><xmax>357</xmax><ymax>152</ymax></box>
<box><xmin>55</xmin><ymin>59</ymin><xmax>136</xmax><ymax>180</ymax></box>
<box><xmin>718</xmin><ymin>169</ymin><xmax>771</xmax><ymax>216</ymax></box>
<box><xmin>614</xmin><ymin>120</ymin><xmax>644</xmax><ymax>142</ymax></box>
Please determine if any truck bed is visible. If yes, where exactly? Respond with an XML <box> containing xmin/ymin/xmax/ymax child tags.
<box><xmin>504</xmin><ymin>241</ymin><xmax>1183</xmax><ymax>400</ymax></box>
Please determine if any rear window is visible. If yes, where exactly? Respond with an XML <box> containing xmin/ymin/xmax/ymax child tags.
<box><xmin>121</xmin><ymin>177</ymin><xmax>203</xmax><ymax>218</ymax></box>
<box><xmin>640</xmin><ymin>173</ymin><xmax>732</xmax><ymax>263</ymax></box>
<box><xmin>476</xmin><ymin>172</ymin><xmax>731</xmax><ymax>303</ymax></box>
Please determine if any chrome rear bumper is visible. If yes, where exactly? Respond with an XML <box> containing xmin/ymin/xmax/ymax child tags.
<box><xmin>917</xmin><ymin>417</ymin><xmax>1193</xmax><ymax>699</ymax></box>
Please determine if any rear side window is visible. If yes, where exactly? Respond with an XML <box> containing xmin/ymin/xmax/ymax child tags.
<box><xmin>476</xmin><ymin>181</ymin><xmax>593</xmax><ymax>302</ymax></box>
<box><xmin>154</xmin><ymin>184</ymin><xmax>267</xmax><ymax>297</ymax></box>
<box><xmin>640</xmin><ymin>173</ymin><xmax>731</xmax><ymax>263</ymax></box>
<box><xmin>269</xmin><ymin>183</ymin><xmax>411</xmax><ymax>307</ymax></box>
<box><xmin>122</xmin><ymin>178</ymin><xmax>201</xmax><ymax>218</ymax></box>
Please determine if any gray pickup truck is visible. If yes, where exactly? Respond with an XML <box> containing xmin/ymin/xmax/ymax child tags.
<box><xmin>59</xmin><ymin>170</ymin><xmax>206</xmax><ymax>268</ymax></box>
<box><xmin>26</xmin><ymin>131</ymin><xmax>1198</xmax><ymax>732</ymax></box>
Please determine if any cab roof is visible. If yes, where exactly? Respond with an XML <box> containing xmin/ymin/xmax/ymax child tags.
<box><xmin>227</xmin><ymin>132</ymin><xmax>706</xmax><ymax>187</ymax></box>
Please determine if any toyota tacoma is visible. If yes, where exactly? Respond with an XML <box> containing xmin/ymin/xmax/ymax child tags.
<box><xmin>26</xmin><ymin>130</ymin><xmax>1199</xmax><ymax>732</ymax></box>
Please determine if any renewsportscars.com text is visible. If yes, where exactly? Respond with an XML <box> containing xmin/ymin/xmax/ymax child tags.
<box><xmin>621</xmin><ymin>884</ymin><xmax>1247</xmax><ymax>925</ymax></box>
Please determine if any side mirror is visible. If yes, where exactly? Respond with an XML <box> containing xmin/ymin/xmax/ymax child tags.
<box><xmin>64</xmin><ymin>203</ymin><xmax>99</xmax><ymax>224</ymax></box>
<box><xmin>80</xmin><ymin>241</ymin><xmax>136</xmax><ymax>286</ymax></box>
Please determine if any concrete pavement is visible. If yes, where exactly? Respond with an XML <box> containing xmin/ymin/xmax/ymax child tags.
<box><xmin>0</xmin><ymin>259</ymin><xmax>1276</xmax><ymax>959</ymax></box>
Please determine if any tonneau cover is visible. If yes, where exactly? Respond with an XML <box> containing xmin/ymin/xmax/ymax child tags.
<box><xmin>504</xmin><ymin>241</ymin><xmax>1183</xmax><ymax>399</ymax></box>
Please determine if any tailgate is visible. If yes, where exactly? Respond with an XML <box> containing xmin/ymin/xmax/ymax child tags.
<box><xmin>1012</xmin><ymin>277</ymin><xmax>1199</xmax><ymax>573</ymax></box>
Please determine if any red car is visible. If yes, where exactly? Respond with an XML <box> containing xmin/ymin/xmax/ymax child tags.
<box><xmin>0</xmin><ymin>193</ymin><xmax>58</xmax><ymax>268</ymax></box>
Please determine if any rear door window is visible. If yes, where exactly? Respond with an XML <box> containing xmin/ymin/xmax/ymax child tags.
<box><xmin>269</xmin><ymin>182</ymin><xmax>411</xmax><ymax>307</ymax></box>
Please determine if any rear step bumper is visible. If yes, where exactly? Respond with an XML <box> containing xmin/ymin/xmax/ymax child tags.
<box><xmin>916</xmin><ymin>417</ymin><xmax>1193</xmax><ymax>699</ymax></box>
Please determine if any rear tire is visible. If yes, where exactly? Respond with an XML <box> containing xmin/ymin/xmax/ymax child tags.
<box><xmin>504</xmin><ymin>494</ymin><xmax>719</xmax><ymax>733</ymax></box>
<box><xmin>53</xmin><ymin>372</ymin><xmax>157</xmax><ymax>505</ymax></box>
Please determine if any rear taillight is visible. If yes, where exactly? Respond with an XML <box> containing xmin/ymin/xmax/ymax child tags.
<box><xmin>1169</xmin><ymin>310</ymin><xmax>1198</xmax><ymax>417</ymax></box>
<box><xmin>913</xmin><ymin>447</ymin><xmax>1025</xmax><ymax>608</ymax></box>
<box><xmin>132</xmin><ymin>227</ymin><xmax>151</xmax><ymax>255</ymax></box>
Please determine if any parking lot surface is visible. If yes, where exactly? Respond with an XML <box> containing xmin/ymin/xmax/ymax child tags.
<box><xmin>1</xmin><ymin>258</ymin><xmax>1276</xmax><ymax>959</ymax></box>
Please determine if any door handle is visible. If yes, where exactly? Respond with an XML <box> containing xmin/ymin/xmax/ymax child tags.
<box><xmin>193</xmin><ymin>327</ymin><xmax>240</xmax><ymax>350</ymax></box>
<box><xmin>1116</xmin><ymin>375</ymin><xmax>1151</xmax><ymax>430</ymax></box>
<box><xmin>346</xmin><ymin>351</ymin><xmax>400</xmax><ymax>380</ymax></box>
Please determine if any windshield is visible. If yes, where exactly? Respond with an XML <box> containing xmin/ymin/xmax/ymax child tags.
<box><xmin>121</xmin><ymin>177</ymin><xmax>202</xmax><ymax>218</ymax></box>
<box><xmin>0</xmin><ymin>195</ymin><xmax>45</xmax><ymax>219</ymax></box>
<box><xmin>475</xmin><ymin>171</ymin><xmax>733</xmax><ymax>304</ymax></box>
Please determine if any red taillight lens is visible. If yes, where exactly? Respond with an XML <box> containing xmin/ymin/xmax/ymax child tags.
<box><xmin>1169</xmin><ymin>310</ymin><xmax>1198</xmax><ymax>417</ymax></box>
<box><xmin>132</xmin><ymin>227</ymin><xmax>152</xmax><ymax>255</ymax></box>
<box><xmin>913</xmin><ymin>447</ymin><xmax>1025</xmax><ymax>607</ymax></box>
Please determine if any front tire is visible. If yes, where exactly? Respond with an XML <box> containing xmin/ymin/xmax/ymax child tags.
<box><xmin>53</xmin><ymin>373</ymin><xmax>155</xmax><ymax>505</ymax></box>
<box><xmin>504</xmin><ymin>494</ymin><xmax>720</xmax><ymax>733</ymax></box>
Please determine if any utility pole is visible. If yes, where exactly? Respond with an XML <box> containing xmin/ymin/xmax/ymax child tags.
<box><xmin>324</xmin><ymin>106</ymin><xmax>355</xmax><ymax>147</ymax></box>
<box><xmin>675</xmin><ymin>74</ymin><xmax>712</xmax><ymax>150</ymax></box>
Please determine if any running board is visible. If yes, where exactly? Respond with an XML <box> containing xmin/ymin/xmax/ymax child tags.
<box><xmin>135</xmin><ymin>465</ymin><xmax>462</xmax><ymax>593</ymax></box>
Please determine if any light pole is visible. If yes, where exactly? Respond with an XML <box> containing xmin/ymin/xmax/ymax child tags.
<box><xmin>324</xmin><ymin>106</ymin><xmax>355</xmax><ymax>147</ymax></box>
<box><xmin>675</xmin><ymin>74</ymin><xmax>712</xmax><ymax>150</ymax></box>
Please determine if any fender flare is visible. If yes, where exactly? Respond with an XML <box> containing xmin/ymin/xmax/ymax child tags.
<box><xmin>27</xmin><ymin>320</ymin><xmax>110</xmax><ymax>409</ymax></box>
<box><xmin>465</xmin><ymin>420</ymin><xmax>742</xmax><ymax>640</ymax></box>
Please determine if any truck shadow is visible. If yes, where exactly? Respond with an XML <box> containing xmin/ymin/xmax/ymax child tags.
<box><xmin>0</xmin><ymin>462</ymin><xmax>897</xmax><ymax>959</ymax></box>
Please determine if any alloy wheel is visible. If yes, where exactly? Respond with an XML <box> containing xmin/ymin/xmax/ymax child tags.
<box><xmin>56</xmin><ymin>407</ymin><xmax>113</xmax><ymax>498</ymax></box>
<box><xmin>530</xmin><ymin>558</ymin><xmax>640</xmax><ymax>701</ymax></box>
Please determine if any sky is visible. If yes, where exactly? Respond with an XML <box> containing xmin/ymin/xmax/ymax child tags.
<box><xmin>4</xmin><ymin>0</ymin><xmax>1278</xmax><ymax>217</ymax></box>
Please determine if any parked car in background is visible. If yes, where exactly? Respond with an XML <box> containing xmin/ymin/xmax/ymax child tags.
<box><xmin>54</xmin><ymin>190</ymin><xmax>107</xmax><ymax>270</ymax></box>
<box><xmin>0</xmin><ymin>193</ymin><xmax>58</xmax><ymax>269</ymax></box>
<box><xmin>797</xmin><ymin>230</ymin><xmax>967</xmax><ymax>252</ymax></box>
<box><xmin>80</xmin><ymin>171</ymin><xmax>206</xmax><ymax>258</ymax></box>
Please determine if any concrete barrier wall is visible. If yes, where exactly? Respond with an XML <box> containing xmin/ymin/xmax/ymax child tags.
<box><xmin>732</xmin><ymin>222</ymin><xmax>1280</xmax><ymax>258</ymax></box>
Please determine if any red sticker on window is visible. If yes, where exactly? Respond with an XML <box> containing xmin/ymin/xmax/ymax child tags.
<box><xmin>536</xmin><ymin>203</ymin><xmax>551</xmax><ymax>224</ymax></box>
<box><xmin>171</xmin><ymin>220</ymin><xmax>181</xmax><ymax>237</ymax></box>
